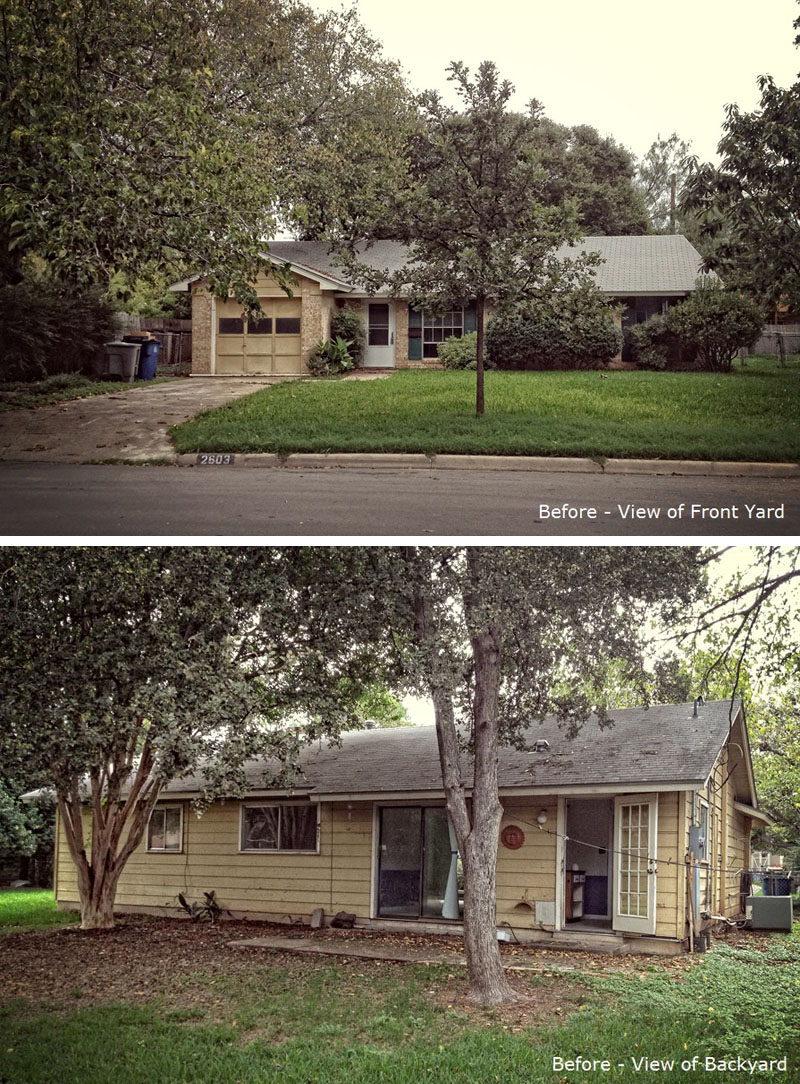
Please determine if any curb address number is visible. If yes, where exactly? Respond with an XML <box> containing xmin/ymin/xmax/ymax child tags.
<box><xmin>197</xmin><ymin>453</ymin><xmax>235</xmax><ymax>466</ymax></box>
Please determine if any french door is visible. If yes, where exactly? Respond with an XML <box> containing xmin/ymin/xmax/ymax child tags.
<box><xmin>612</xmin><ymin>795</ymin><xmax>658</xmax><ymax>935</ymax></box>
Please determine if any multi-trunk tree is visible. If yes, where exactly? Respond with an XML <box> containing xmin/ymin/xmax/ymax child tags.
<box><xmin>0</xmin><ymin>548</ymin><xmax>384</xmax><ymax>929</ymax></box>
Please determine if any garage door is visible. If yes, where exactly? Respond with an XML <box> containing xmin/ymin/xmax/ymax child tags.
<box><xmin>215</xmin><ymin>297</ymin><xmax>303</xmax><ymax>375</ymax></box>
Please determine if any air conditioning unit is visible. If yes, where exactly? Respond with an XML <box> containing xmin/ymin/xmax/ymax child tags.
<box><xmin>745</xmin><ymin>895</ymin><xmax>793</xmax><ymax>932</ymax></box>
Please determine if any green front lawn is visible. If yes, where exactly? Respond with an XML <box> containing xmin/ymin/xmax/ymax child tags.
<box><xmin>171</xmin><ymin>360</ymin><xmax>800</xmax><ymax>462</ymax></box>
<box><xmin>0</xmin><ymin>922</ymin><xmax>797</xmax><ymax>1084</ymax></box>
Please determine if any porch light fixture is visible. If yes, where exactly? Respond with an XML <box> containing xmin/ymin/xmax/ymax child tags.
<box><xmin>536</xmin><ymin>810</ymin><xmax>548</xmax><ymax>827</ymax></box>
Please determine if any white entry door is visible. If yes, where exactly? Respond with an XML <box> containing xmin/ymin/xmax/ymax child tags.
<box><xmin>364</xmin><ymin>301</ymin><xmax>395</xmax><ymax>367</ymax></box>
<box><xmin>612</xmin><ymin>795</ymin><xmax>658</xmax><ymax>935</ymax></box>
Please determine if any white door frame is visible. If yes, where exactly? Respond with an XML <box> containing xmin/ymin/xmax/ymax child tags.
<box><xmin>364</xmin><ymin>300</ymin><xmax>396</xmax><ymax>368</ymax></box>
<box><xmin>612</xmin><ymin>794</ymin><xmax>658</xmax><ymax>936</ymax></box>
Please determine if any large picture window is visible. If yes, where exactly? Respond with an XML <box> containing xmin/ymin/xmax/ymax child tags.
<box><xmin>240</xmin><ymin>804</ymin><xmax>318</xmax><ymax>852</ymax></box>
<box><xmin>147</xmin><ymin>806</ymin><xmax>183</xmax><ymax>852</ymax></box>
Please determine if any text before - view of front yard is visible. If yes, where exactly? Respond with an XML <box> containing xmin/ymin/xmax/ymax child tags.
<box><xmin>171</xmin><ymin>360</ymin><xmax>800</xmax><ymax>463</ymax></box>
<box><xmin>1</xmin><ymin>895</ymin><xmax>798</xmax><ymax>1084</ymax></box>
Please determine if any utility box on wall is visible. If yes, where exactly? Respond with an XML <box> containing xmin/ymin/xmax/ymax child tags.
<box><xmin>745</xmin><ymin>895</ymin><xmax>793</xmax><ymax>932</ymax></box>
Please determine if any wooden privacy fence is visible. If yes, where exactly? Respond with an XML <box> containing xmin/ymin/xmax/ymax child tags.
<box><xmin>749</xmin><ymin>324</ymin><xmax>800</xmax><ymax>360</ymax></box>
<box><xmin>112</xmin><ymin>314</ymin><xmax>192</xmax><ymax>366</ymax></box>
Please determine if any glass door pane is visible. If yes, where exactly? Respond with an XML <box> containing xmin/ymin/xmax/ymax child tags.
<box><xmin>378</xmin><ymin>807</ymin><xmax>422</xmax><ymax>917</ymax></box>
<box><xmin>421</xmin><ymin>808</ymin><xmax>452</xmax><ymax>918</ymax></box>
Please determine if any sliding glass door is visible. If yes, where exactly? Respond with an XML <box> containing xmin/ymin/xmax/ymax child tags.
<box><xmin>377</xmin><ymin>807</ymin><xmax>458</xmax><ymax>919</ymax></box>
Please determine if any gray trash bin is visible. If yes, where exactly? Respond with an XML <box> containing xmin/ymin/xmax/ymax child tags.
<box><xmin>103</xmin><ymin>341</ymin><xmax>141</xmax><ymax>382</ymax></box>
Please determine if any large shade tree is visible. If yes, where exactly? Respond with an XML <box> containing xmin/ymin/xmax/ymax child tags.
<box><xmin>0</xmin><ymin>548</ymin><xmax>384</xmax><ymax>929</ymax></box>
<box><xmin>680</xmin><ymin>10</ymin><xmax>800</xmax><ymax>309</ymax></box>
<box><xmin>287</xmin><ymin>546</ymin><xmax>707</xmax><ymax>1004</ymax></box>
<box><xmin>0</xmin><ymin>0</ymin><xmax>415</xmax><ymax>302</ymax></box>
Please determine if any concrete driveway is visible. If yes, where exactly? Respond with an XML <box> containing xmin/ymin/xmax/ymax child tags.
<box><xmin>0</xmin><ymin>378</ymin><xmax>285</xmax><ymax>463</ymax></box>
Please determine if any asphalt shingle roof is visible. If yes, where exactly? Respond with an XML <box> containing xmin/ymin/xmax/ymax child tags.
<box><xmin>164</xmin><ymin>701</ymin><xmax>740</xmax><ymax>798</ymax></box>
<box><xmin>554</xmin><ymin>234</ymin><xmax>708</xmax><ymax>295</ymax></box>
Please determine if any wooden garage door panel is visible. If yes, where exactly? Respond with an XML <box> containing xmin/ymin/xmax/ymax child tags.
<box><xmin>215</xmin><ymin>297</ymin><xmax>302</xmax><ymax>375</ymax></box>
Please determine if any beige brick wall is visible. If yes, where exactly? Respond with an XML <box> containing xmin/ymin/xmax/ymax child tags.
<box><xmin>190</xmin><ymin>284</ymin><xmax>213</xmax><ymax>375</ymax></box>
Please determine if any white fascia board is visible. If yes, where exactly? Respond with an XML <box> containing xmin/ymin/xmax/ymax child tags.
<box><xmin>314</xmin><ymin>781</ymin><xmax>700</xmax><ymax>803</ymax></box>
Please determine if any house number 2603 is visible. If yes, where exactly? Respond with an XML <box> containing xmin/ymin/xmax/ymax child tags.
<box><xmin>197</xmin><ymin>453</ymin><xmax>235</xmax><ymax>466</ymax></box>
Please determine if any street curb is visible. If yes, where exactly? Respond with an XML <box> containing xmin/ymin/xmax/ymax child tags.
<box><xmin>175</xmin><ymin>452</ymin><xmax>800</xmax><ymax>478</ymax></box>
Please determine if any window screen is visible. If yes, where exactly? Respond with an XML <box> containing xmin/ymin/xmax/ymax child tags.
<box><xmin>147</xmin><ymin>807</ymin><xmax>182</xmax><ymax>851</ymax></box>
<box><xmin>247</xmin><ymin>316</ymin><xmax>272</xmax><ymax>334</ymax></box>
<box><xmin>275</xmin><ymin>317</ymin><xmax>301</xmax><ymax>335</ymax></box>
<box><xmin>219</xmin><ymin>317</ymin><xmax>244</xmax><ymax>334</ymax></box>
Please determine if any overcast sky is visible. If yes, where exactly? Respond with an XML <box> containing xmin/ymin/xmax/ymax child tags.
<box><xmin>309</xmin><ymin>0</ymin><xmax>799</xmax><ymax>164</ymax></box>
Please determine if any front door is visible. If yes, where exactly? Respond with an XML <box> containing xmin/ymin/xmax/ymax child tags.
<box><xmin>612</xmin><ymin>795</ymin><xmax>658</xmax><ymax>935</ymax></box>
<box><xmin>364</xmin><ymin>301</ymin><xmax>395</xmax><ymax>368</ymax></box>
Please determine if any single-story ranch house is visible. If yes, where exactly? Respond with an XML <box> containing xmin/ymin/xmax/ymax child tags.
<box><xmin>170</xmin><ymin>235</ymin><xmax>708</xmax><ymax>376</ymax></box>
<box><xmin>54</xmin><ymin>700</ymin><xmax>768</xmax><ymax>955</ymax></box>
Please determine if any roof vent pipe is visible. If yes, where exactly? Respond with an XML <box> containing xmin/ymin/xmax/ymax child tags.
<box><xmin>692</xmin><ymin>695</ymin><xmax>705</xmax><ymax>717</ymax></box>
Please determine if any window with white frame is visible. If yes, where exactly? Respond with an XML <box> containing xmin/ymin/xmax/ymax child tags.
<box><xmin>422</xmin><ymin>310</ymin><xmax>464</xmax><ymax>358</ymax></box>
<box><xmin>147</xmin><ymin>805</ymin><xmax>183</xmax><ymax>852</ymax></box>
<box><xmin>240</xmin><ymin>804</ymin><xmax>318</xmax><ymax>852</ymax></box>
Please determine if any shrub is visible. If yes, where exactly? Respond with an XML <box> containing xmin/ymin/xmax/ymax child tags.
<box><xmin>487</xmin><ymin>284</ymin><xmax>622</xmax><ymax>370</ymax></box>
<box><xmin>626</xmin><ymin>313</ymin><xmax>695</xmax><ymax>370</ymax></box>
<box><xmin>437</xmin><ymin>332</ymin><xmax>485</xmax><ymax>369</ymax></box>
<box><xmin>0</xmin><ymin>279</ymin><xmax>115</xmax><ymax>382</ymax></box>
<box><xmin>664</xmin><ymin>280</ymin><xmax>764</xmax><ymax>373</ymax></box>
<box><xmin>307</xmin><ymin>336</ymin><xmax>355</xmax><ymax>376</ymax></box>
<box><xmin>330</xmin><ymin>308</ymin><xmax>366</xmax><ymax>368</ymax></box>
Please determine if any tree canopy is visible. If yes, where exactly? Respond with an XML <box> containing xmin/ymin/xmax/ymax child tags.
<box><xmin>680</xmin><ymin>11</ymin><xmax>800</xmax><ymax>310</ymax></box>
<box><xmin>343</xmin><ymin>61</ymin><xmax>590</xmax><ymax>414</ymax></box>
<box><xmin>0</xmin><ymin>548</ymin><xmax>383</xmax><ymax>926</ymax></box>
<box><xmin>0</xmin><ymin>0</ymin><xmax>415</xmax><ymax>302</ymax></box>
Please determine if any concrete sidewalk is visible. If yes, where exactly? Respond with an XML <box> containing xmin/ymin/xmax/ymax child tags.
<box><xmin>227</xmin><ymin>933</ymin><xmax>641</xmax><ymax>975</ymax></box>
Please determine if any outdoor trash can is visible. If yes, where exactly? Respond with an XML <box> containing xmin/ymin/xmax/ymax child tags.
<box><xmin>103</xmin><ymin>341</ymin><xmax>141</xmax><ymax>382</ymax></box>
<box><xmin>758</xmin><ymin>871</ymin><xmax>789</xmax><ymax>897</ymax></box>
<box><xmin>122</xmin><ymin>333</ymin><xmax>161</xmax><ymax>380</ymax></box>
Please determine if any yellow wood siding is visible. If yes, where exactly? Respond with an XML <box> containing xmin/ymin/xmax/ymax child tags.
<box><xmin>56</xmin><ymin>800</ymin><xmax>375</xmax><ymax>920</ymax></box>
<box><xmin>497</xmin><ymin>799</ymin><xmax>558</xmax><ymax>926</ymax></box>
<box><xmin>654</xmin><ymin>792</ymin><xmax>682</xmax><ymax>939</ymax></box>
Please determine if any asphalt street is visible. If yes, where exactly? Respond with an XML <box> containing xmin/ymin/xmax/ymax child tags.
<box><xmin>1</xmin><ymin>462</ymin><xmax>797</xmax><ymax>537</ymax></box>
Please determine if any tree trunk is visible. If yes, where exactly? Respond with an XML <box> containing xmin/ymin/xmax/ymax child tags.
<box><xmin>80</xmin><ymin>868</ymin><xmax>122</xmax><ymax>929</ymax></box>
<box><xmin>475</xmin><ymin>295</ymin><xmax>486</xmax><ymax>416</ymax></box>
<box><xmin>415</xmin><ymin>552</ymin><xmax>526</xmax><ymax>1005</ymax></box>
<box><xmin>57</xmin><ymin>755</ymin><xmax>161</xmax><ymax>931</ymax></box>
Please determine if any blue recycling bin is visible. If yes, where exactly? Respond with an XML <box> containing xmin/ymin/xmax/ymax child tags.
<box><xmin>123</xmin><ymin>335</ymin><xmax>161</xmax><ymax>380</ymax></box>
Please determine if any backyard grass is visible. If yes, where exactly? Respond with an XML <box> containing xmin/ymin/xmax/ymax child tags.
<box><xmin>171</xmin><ymin>358</ymin><xmax>800</xmax><ymax>462</ymax></box>
<box><xmin>0</xmin><ymin>889</ymin><xmax>78</xmax><ymax>933</ymax></box>
<box><xmin>0</xmin><ymin>911</ymin><xmax>797</xmax><ymax>1084</ymax></box>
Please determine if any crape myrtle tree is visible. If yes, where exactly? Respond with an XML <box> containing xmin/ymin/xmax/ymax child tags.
<box><xmin>296</xmin><ymin>546</ymin><xmax>707</xmax><ymax>1004</ymax></box>
<box><xmin>342</xmin><ymin>61</ymin><xmax>588</xmax><ymax>416</ymax></box>
<box><xmin>0</xmin><ymin>548</ymin><xmax>387</xmax><ymax>929</ymax></box>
